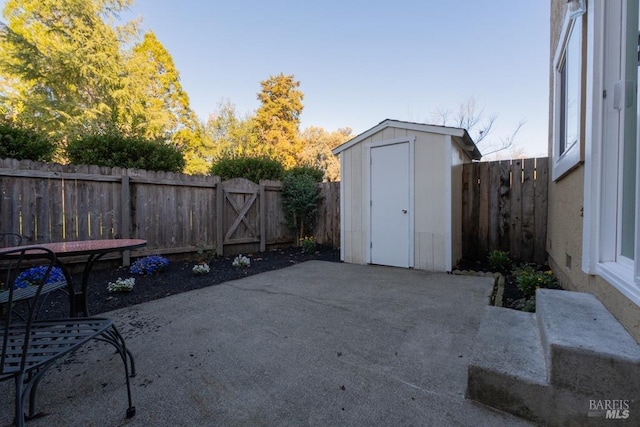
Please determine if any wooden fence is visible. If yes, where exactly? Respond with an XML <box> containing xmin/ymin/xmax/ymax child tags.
<box><xmin>0</xmin><ymin>158</ymin><xmax>340</xmax><ymax>259</ymax></box>
<box><xmin>462</xmin><ymin>157</ymin><xmax>548</xmax><ymax>265</ymax></box>
<box><xmin>1</xmin><ymin>156</ymin><xmax>549</xmax><ymax>266</ymax></box>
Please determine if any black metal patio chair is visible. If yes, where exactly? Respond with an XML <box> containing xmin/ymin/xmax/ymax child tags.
<box><xmin>0</xmin><ymin>247</ymin><xmax>136</xmax><ymax>426</ymax></box>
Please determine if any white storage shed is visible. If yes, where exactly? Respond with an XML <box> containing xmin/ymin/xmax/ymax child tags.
<box><xmin>332</xmin><ymin>119</ymin><xmax>481</xmax><ymax>271</ymax></box>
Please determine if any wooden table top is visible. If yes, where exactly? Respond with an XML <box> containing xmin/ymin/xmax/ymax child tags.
<box><xmin>1</xmin><ymin>239</ymin><xmax>147</xmax><ymax>257</ymax></box>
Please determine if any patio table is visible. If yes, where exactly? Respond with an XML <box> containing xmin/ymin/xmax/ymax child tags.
<box><xmin>1</xmin><ymin>239</ymin><xmax>146</xmax><ymax>316</ymax></box>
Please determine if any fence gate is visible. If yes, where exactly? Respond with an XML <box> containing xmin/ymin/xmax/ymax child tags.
<box><xmin>216</xmin><ymin>178</ymin><xmax>263</xmax><ymax>256</ymax></box>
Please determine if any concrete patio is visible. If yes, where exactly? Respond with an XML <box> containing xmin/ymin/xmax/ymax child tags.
<box><xmin>1</xmin><ymin>261</ymin><xmax>531</xmax><ymax>426</ymax></box>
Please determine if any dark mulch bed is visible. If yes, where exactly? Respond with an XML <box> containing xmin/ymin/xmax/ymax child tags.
<box><xmin>39</xmin><ymin>245</ymin><xmax>340</xmax><ymax>318</ymax></box>
<box><xmin>454</xmin><ymin>259</ymin><xmax>537</xmax><ymax>310</ymax></box>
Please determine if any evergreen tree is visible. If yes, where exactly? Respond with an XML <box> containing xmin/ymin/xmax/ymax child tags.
<box><xmin>0</xmin><ymin>0</ymin><xmax>136</xmax><ymax>147</ymax></box>
<box><xmin>121</xmin><ymin>31</ymin><xmax>197</xmax><ymax>142</ymax></box>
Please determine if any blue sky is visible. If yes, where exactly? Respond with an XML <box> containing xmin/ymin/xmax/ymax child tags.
<box><xmin>7</xmin><ymin>1</ymin><xmax>552</xmax><ymax>157</ymax></box>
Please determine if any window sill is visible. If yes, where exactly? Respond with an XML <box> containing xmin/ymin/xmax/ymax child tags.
<box><xmin>596</xmin><ymin>262</ymin><xmax>640</xmax><ymax>307</ymax></box>
<box><xmin>552</xmin><ymin>142</ymin><xmax>581</xmax><ymax>181</ymax></box>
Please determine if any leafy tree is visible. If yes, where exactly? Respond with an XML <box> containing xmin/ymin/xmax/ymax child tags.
<box><xmin>254</xmin><ymin>73</ymin><xmax>303</xmax><ymax>168</ymax></box>
<box><xmin>66</xmin><ymin>133</ymin><xmax>185</xmax><ymax>172</ymax></box>
<box><xmin>176</xmin><ymin>125</ymin><xmax>216</xmax><ymax>175</ymax></box>
<box><xmin>205</xmin><ymin>100</ymin><xmax>259</xmax><ymax>159</ymax></box>
<box><xmin>120</xmin><ymin>31</ymin><xmax>198</xmax><ymax>143</ymax></box>
<box><xmin>0</xmin><ymin>0</ymin><xmax>137</xmax><ymax>147</ymax></box>
<box><xmin>299</xmin><ymin>126</ymin><xmax>352</xmax><ymax>181</ymax></box>
<box><xmin>0</xmin><ymin>2</ymin><xmax>209</xmax><ymax>172</ymax></box>
<box><xmin>0</xmin><ymin>121</ymin><xmax>55</xmax><ymax>161</ymax></box>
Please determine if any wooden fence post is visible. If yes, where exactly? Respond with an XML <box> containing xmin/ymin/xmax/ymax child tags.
<box><xmin>260</xmin><ymin>183</ymin><xmax>266</xmax><ymax>252</ymax></box>
<box><xmin>216</xmin><ymin>181</ymin><xmax>224</xmax><ymax>256</ymax></box>
<box><xmin>510</xmin><ymin>159</ymin><xmax>523</xmax><ymax>261</ymax></box>
<box><xmin>120</xmin><ymin>173</ymin><xmax>131</xmax><ymax>266</ymax></box>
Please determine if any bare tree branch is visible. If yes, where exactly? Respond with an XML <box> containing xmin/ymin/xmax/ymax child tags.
<box><xmin>430</xmin><ymin>106</ymin><xmax>451</xmax><ymax>126</ymax></box>
<box><xmin>429</xmin><ymin>97</ymin><xmax>525</xmax><ymax>158</ymax></box>
<box><xmin>474</xmin><ymin>114</ymin><xmax>496</xmax><ymax>144</ymax></box>
<box><xmin>480</xmin><ymin>119</ymin><xmax>526</xmax><ymax>156</ymax></box>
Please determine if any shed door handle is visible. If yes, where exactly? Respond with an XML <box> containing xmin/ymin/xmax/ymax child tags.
<box><xmin>402</xmin><ymin>209</ymin><xmax>407</xmax><ymax>214</ymax></box>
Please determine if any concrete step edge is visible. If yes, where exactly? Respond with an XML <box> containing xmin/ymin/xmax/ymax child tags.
<box><xmin>536</xmin><ymin>289</ymin><xmax>640</xmax><ymax>396</ymax></box>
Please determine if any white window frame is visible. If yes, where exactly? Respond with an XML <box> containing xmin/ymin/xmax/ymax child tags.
<box><xmin>552</xmin><ymin>11</ymin><xmax>584</xmax><ymax>181</ymax></box>
<box><xmin>582</xmin><ymin>0</ymin><xmax>640</xmax><ymax>306</ymax></box>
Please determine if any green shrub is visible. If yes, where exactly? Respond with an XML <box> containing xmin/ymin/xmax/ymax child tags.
<box><xmin>487</xmin><ymin>250</ymin><xmax>511</xmax><ymax>271</ymax></box>
<box><xmin>0</xmin><ymin>124</ymin><xmax>56</xmax><ymax>162</ymax></box>
<box><xmin>514</xmin><ymin>265</ymin><xmax>558</xmax><ymax>299</ymax></box>
<box><xmin>210</xmin><ymin>155</ymin><xmax>284</xmax><ymax>182</ymax></box>
<box><xmin>66</xmin><ymin>134</ymin><xmax>185</xmax><ymax>172</ymax></box>
<box><xmin>282</xmin><ymin>173</ymin><xmax>322</xmax><ymax>243</ymax></box>
<box><xmin>285</xmin><ymin>164</ymin><xmax>324</xmax><ymax>182</ymax></box>
<box><xmin>300</xmin><ymin>236</ymin><xmax>317</xmax><ymax>253</ymax></box>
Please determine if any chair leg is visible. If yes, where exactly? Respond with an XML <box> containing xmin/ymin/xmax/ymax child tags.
<box><xmin>26</xmin><ymin>368</ymin><xmax>49</xmax><ymax>420</ymax></box>
<box><xmin>127</xmin><ymin>347</ymin><xmax>136</xmax><ymax>377</ymax></box>
<box><xmin>14</xmin><ymin>374</ymin><xmax>25</xmax><ymax>427</ymax></box>
<box><xmin>96</xmin><ymin>325</ymin><xmax>136</xmax><ymax>419</ymax></box>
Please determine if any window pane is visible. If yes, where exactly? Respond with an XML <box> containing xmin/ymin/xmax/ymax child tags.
<box><xmin>563</xmin><ymin>19</ymin><xmax>581</xmax><ymax>154</ymax></box>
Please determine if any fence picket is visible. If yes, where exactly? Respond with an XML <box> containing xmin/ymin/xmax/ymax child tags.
<box><xmin>462</xmin><ymin>158</ymin><xmax>548</xmax><ymax>265</ymax></box>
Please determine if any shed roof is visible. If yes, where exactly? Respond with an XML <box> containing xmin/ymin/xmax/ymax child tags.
<box><xmin>332</xmin><ymin>119</ymin><xmax>482</xmax><ymax>160</ymax></box>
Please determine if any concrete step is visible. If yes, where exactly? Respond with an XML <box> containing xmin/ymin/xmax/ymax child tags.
<box><xmin>467</xmin><ymin>306</ymin><xmax>552</xmax><ymax>423</ymax></box>
<box><xmin>468</xmin><ymin>290</ymin><xmax>640</xmax><ymax>426</ymax></box>
<box><xmin>536</xmin><ymin>289</ymin><xmax>640</xmax><ymax>398</ymax></box>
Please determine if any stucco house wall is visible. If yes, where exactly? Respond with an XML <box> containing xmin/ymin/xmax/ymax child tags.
<box><xmin>547</xmin><ymin>0</ymin><xmax>640</xmax><ymax>342</ymax></box>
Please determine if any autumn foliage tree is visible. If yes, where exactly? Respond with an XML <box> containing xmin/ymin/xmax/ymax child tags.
<box><xmin>299</xmin><ymin>126</ymin><xmax>351</xmax><ymax>181</ymax></box>
<box><xmin>254</xmin><ymin>73</ymin><xmax>304</xmax><ymax>168</ymax></box>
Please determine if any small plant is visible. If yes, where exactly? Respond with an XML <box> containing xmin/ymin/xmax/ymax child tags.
<box><xmin>107</xmin><ymin>277</ymin><xmax>136</xmax><ymax>293</ymax></box>
<box><xmin>514</xmin><ymin>265</ymin><xmax>558</xmax><ymax>299</ymax></box>
<box><xmin>195</xmin><ymin>246</ymin><xmax>216</xmax><ymax>262</ymax></box>
<box><xmin>281</xmin><ymin>173</ymin><xmax>323</xmax><ymax>244</ymax></box>
<box><xmin>510</xmin><ymin>265</ymin><xmax>558</xmax><ymax>312</ymax></box>
<box><xmin>300</xmin><ymin>236</ymin><xmax>317</xmax><ymax>253</ymax></box>
<box><xmin>232</xmin><ymin>254</ymin><xmax>250</xmax><ymax>268</ymax></box>
<box><xmin>130</xmin><ymin>255</ymin><xmax>169</xmax><ymax>275</ymax></box>
<box><xmin>192</xmin><ymin>263</ymin><xmax>210</xmax><ymax>275</ymax></box>
<box><xmin>14</xmin><ymin>266</ymin><xmax>65</xmax><ymax>289</ymax></box>
<box><xmin>513</xmin><ymin>297</ymin><xmax>537</xmax><ymax>313</ymax></box>
<box><xmin>487</xmin><ymin>250</ymin><xmax>511</xmax><ymax>271</ymax></box>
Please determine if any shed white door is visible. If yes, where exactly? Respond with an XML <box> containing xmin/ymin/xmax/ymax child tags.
<box><xmin>370</xmin><ymin>142</ymin><xmax>411</xmax><ymax>267</ymax></box>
